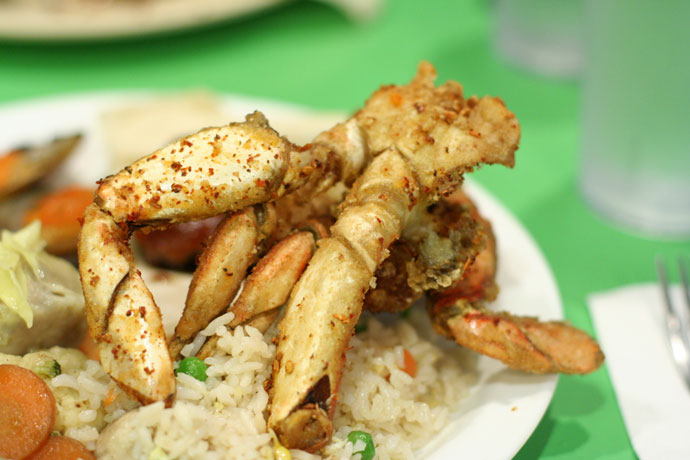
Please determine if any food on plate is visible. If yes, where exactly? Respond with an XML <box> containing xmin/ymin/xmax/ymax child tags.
<box><xmin>78</xmin><ymin>61</ymin><xmax>518</xmax><ymax>428</ymax></box>
<box><xmin>367</xmin><ymin>188</ymin><xmax>604</xmax><ymax>375</ymax></box>
<box><xmin>25</xmin><ymin>435</ymin><xmax>96</xmax><ymax>460</ymax></box>
<box><xmin>0</xmin><ymin>350</ymin><xmax>113</xmax><ymax>459</ymax></box>
<box><xmin>0</xmin><ymin>62</ymin><xmax>603</xmax><ymax>458</ymax></box>
<box><xmin>0</xmin><ymin>364</ymin><xmax>56</xmax><ymax>459</ymax></box>
<box><xmin>101</xmin><ymin>91</ymin><xmax>230</xmax><ymax>172</ymax></box>
<box><xmin>23</xmin><ymin>185</ymin><xmax>94</xmax><ymax>255</ymax></box>
<box><xmin>134</xmin><ymin>216</ymin><xmax>224</xmax><ymax>271</ymax></box>
<box><xmin>347</xmin><ymin>431</ymin><xmax>376</xmax><ymax>460</ymax></box>
<box><xmin>0</xmin><ymin>360</ymin><xmax>93</xmax><ymax>459</ymax></box>
<box><xmin>103</xmin><ymin>93</ymin><xmax>246</xmax><ymax>270</ymax></box>
<box><xmin>75</xmin><ymin>60</ymin><xmax>604</xmax><ymax>457</ymax></box>
<box><xmin>0</xmin><ymin>222</ymin><xmax>86</xmax><ymax>354</ymax></box>
<box><xmin>94</xmin><ymin>312</ymin><xmax>472</xmax><ymax>459</ymax></box>
<box><xmin>0</xmin><ymin>350</ymin><xmax>62</xmax><ymax>379</ymax></box>
<box><xmin>78</xmin><ymin>330</ymin><xmax>101</xmax><ymax>362</ymax></box>
<box><xmin>193</xmin><ymin>219</ymin><xmax>327</xmax><ymax>360</ymax></box>
<box><xmin>0</xmin><ymin>346</ymin><xmax>138</xmax><ymax>451</ymax></box>
<box><xmin>0</xmin><ymin>134</ymin><xmax>81</xmax><ymax>200</ymax></box>
<box><xmin>0</xmin><ymin>186</ymin><xmax>48</xmax><ymax>232</ymax></box>
<box><xmin>0</xmin><ymin>302</ymin><xmax>471</xmax><ymax>458</ymax></box>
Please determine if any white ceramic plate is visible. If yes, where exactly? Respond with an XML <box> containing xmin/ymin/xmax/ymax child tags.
<box><xmin>0</xmin><ymin>0</ymin><xmax>287</xmax><ymax>41</ymax></box>
<box><xmin>0</xmin><ymin>92</ymin><xmax>560</xmax><ymax>460</ymax></box>
<box><xmin>0</xmin><ymin>0</ymin><xmax>380</xmax><ymax>41</ymax></box>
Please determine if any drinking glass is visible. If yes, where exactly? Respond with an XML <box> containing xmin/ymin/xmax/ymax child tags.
<box><xmin>492</xmin><ymin>0</ymin><xmax>583</xmax><ymax>78</ymax></box>
<box><xmin>579</xmin><ymin>0</ymin><xmax>690</xmax><ymax>238</ymax></box>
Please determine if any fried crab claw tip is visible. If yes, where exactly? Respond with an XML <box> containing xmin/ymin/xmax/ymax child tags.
<box><xmin>77</xmin><ymin>62</ymin><xmax>596</xmax><ymax>452</ymax></box>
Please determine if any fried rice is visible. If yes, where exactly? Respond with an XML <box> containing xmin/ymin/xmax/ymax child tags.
<box><xmin>3</xmin><ymin>308</ymin><xmax>474</xmax><ymax>459</ymax></box>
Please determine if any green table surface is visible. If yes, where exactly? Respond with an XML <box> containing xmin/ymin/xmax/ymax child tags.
<box><xmin>1</xmin><ymin>1</ymin><xmax>688</xmax><ymax>458</ymax></box>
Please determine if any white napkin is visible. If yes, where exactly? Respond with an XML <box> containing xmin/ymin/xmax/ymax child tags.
<box><xmin>588</xmin><ymin>284</ymin><xmax>690</xmax><ymax>460</ymax></box>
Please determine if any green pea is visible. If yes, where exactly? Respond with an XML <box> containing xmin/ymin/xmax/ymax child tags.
<box><xmin>175</xmin><ymin>357</ymin><xmax>208</xmax><ymax>382</ymax></box>
<box><xmin>354</xmin><ymin>318</ymin><xmax>368</xmax><ymax>334</ymax></box>
<box><xmin>347</xmin><ymin>430</ymin><xmax>375</xmax><ymax>460</ymax></box>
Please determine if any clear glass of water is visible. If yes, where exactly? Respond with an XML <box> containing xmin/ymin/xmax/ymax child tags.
<box><xmin>579</xmin><ymin>0</ymin><xmax>690</xmax><ymax>239</ymax></box>
<box><xmin>492</xmin><ymin>0</ymin><xmax>583</xmax><ymax>78</ymax></box>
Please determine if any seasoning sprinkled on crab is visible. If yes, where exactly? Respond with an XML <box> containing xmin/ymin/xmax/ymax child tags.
<box><xmin>77</xmin><ymin>62</ymin><xmax>602</xmax><ymax>453</ymax></box>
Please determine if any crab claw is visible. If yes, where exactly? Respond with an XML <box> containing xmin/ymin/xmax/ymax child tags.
<box><xmin>268</xmin><ymin>62</ymin><xmax>520</xmax><ymax>450</ymax></box>
<box><xmin>79</xmin><ymin>204</ymin><xmax>175</xmax><ymax>405</ymax></box>
<box><xmin>427</xmin><ymin>195</ymin><xmax>603</xmax><ymax>375</ymax></box>
<box><xmin>430</xmin><ymin>298</ymin><xmax>604</xmax><ymax>374</ymax></box>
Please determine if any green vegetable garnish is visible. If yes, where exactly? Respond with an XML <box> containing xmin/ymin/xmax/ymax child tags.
<box><xmin>0</xmin><ymin>222</ymin><xmax>46</xmax><ymax>327</ymax></box>
<box><xmin>33</xmin><ymin>359</ymin><xmax>61</xmax><ymax>379</ymax></box>
<box><xmin>399</xmin><ymin>307</ymin><xmax>412</xmax><ymax>319</ymax></box>
<box><xmin>354</xmin><ymin>318</ymin><xmax>368</xmax><ymax>334</ymax></box>
<box><xmin>175</xmin><ymin>357</ymin><xmax>208</xmax><ymax>382</ymax></box>
<box><xmin>347</xmin><ymin>430</ymin><xmax>375</xmax><ymax>460</ymax></box>
<box><xmin>148</xmin><ymin>446</ymin><xmax>170</xmax><ymax>460</ymax></box>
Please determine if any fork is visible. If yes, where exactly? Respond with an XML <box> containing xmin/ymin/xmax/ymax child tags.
<box><xmin>655</xmin><ymin>256</ymin><xmax>690</xmax><ymax>390</ymax></box>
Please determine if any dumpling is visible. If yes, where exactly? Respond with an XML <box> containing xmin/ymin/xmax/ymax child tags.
<box><xmin>0</xmin><ymin>221</ymin><xmax>85</xmax><ymax>354</ymax></box>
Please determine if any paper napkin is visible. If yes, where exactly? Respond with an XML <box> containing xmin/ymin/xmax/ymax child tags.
<box><xmin>588</xmin><ymin>284</ymin><xmax>690</xmax><ymax>460</ymax></box>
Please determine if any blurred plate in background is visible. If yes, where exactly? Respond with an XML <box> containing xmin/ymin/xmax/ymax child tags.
<box><xmin>0</xmin><ymin>0</ymin><xmax>382</xmax><ymax>41</ymax></box>
<box><xmin>0</xmin><ymin>0</ymin><xmax>287</xmax><ymax>41</ymax></box>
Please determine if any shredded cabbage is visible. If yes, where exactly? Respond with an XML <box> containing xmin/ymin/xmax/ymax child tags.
<box><xmin>0</xmin><ymin>221</ymin><xmax>48</xmax><ymax>328</ymax></box>
<box><xmin>148</xmin><ymin>446</ymin><xmax>170</xmax><ymax>460</ymax></box>
<box><xmin>270</xmin><ymin>430</ymin><xmax>292</xmax><ymax>460</ymax></box>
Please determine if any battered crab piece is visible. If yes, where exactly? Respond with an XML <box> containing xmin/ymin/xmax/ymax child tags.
<box><xmin>431</xmin><ymin>300</ymin><xmax>605</xmax><ymax>374</ymax></box>
<box><xmin>269</xmin><ymin>151</ymin><xmax>419</xmax><ymax>450</ymax></box>
<box><xmin>168</xmin><ymin>204</ymin><xmax>277</xmax><ymax>358</ymax></box>
<box><xmin>95</xmin><ymin>112</ymin><xmax>365</xmax><ymax>225</ymax></box>
<box><xmin>426</xmin><ymin>209</ymin><xmax>603</xmax><ymax>375</ymax></box>
<box><xmin>81</xmin><ymin>111</ymin><xmax>365</xmax><ymax>406</ymax></box>
<box><xmin>79</xmin><ymin>204</ymin><xmax>174</xmax><ymax>405</ymax></box>
<box><xmin>363</xmin><ymin>188</ymin><xmax>487</xmax><ymax>314</ymax></box>
<box><xmin>364</xmin><ymin>189</ymin><xmax>604</xmax><ymax>375</ymax></box>
<box><xmin>269</xmin><ymin>64</ymin><xmax>519</xmax><ymax>451</ymax></box>
<box><xmin>196</xmin><ymin>223</ymin><xmax>326</xmax><ymax>360</ymax></box>
<box><xmin>170</xmin><ymin>202</ymin><xmax>332</xmax><ymax>360</ymax></box>
<box><xmin>78</xmin><ymin>62</ymin><xmax>520</xmax><ymax>449</ymax></box>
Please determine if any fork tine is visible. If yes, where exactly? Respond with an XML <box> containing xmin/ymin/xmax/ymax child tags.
<box><xmin>678</xmin><ymin>257</ymin><xmax>690</xmax><ymax>310</ymax></box>
<box><xmin>656</xmin><ymin>257</ymin><xmax>674</xmax><ymax>317</ymax></box>
<box><xmin>656</xmin><ymin>256</ymin><xmax>690</xmax><ymax>390</ymax></box>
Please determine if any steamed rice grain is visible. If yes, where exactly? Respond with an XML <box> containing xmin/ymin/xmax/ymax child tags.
<box><xmin>8</xmin><ymin>308</ymin><xmax>475</xmax><ymax>459</ymax></box>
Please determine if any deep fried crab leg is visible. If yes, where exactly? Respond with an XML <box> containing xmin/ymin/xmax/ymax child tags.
<box><xmin>363</xmin><ymin>188</ymin><xmax>488</xmax><ymax>314</ymax></box>
<box><xmin>79</xmin><ymin>108</ymin><xmax>366</xmax><ymax>405</ymax></box>
<box><xmin>365</xmin><ymin>188</ymin><xmax>604</xmax><ymax>375</ymax></box>
<box><xmin>80</xmin><ymin>204</ymin><xmax>176</xmax><ymax>405</ymax></box>
<box><xmin>78</xmin><ymin>63</ymin><xmax>519</xmax><ymax>447</ymax></box>
<box><xmin>268</xmin><ymin>67</ymin><xmax>519</xmax><ymax>450</ymax></box>
<box><xmin>426</xmin><ymin>191</ymin><xmax>604</xmax><ymax>374</ymax></box>
<box><xmin>430</xmin><ymin>300</ymin><xmax>605</xmax><ymax>374</ymax></box>
<box><xmin>169</xmin><ymin>189</ymin><xmax>338</xmax><ymax>360</ymax></box>
<box><xmin>195</xmin><ymin>219</ymin><xmax>330</xmax><ymax>360</ymax></box>
<box><xmin>167</xmin><ymin>204</ymin><xmax>278</xmax><ymax>358</ymax></box>
<box><xmin>427</xmin><ymin>211</ymin><xmax>604</xmax><ymax>375</ymax></box>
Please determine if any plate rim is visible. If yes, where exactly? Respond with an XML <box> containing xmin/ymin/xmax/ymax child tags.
<box><xmin>0</xmin><ymin>0</ymin><xmax>286</xmax><ymax>41</ymax></box>
<box><xmin>0</xmin><ymin>90</ymin><xmax>560</xmax><ymax>460</ymax></box>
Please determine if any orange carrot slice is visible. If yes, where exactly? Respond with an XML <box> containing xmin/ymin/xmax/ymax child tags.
<box><xmin>103</xmin><ymin>387</ymin><xmax>117</xmax><ymax>407</ymax></box>
<box><xmin>23</xmin><ymin>185</ymin><xmax>94</xmax><ymax>255</ymax></box>
<box><xmin>78</xmin><ymin>331</ymin><xmax>100</xmax><ymax>362</ymax></box>
<box><xmin>401</xmin><ymin>348</ymin><xmax>417</xmax><ymax>377</ymax></box>
<box><xmin>0</xmin><ymin>151</ymin><xmax>19</xmax><ymax>189</ymax></box>
<box><xmin>0</xmin><ymin>364</ymin><xmax>56</xmax><ymax>460</ymax></box>
<box><xmin>24</xmin><ymin>186</ymin><xmax>93</xmax><ymax>228</ymax></box>
<box><xmin>25</xmin><ymin>436</ymin><xmax>96</xmax><ymax>460</ymax></box>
